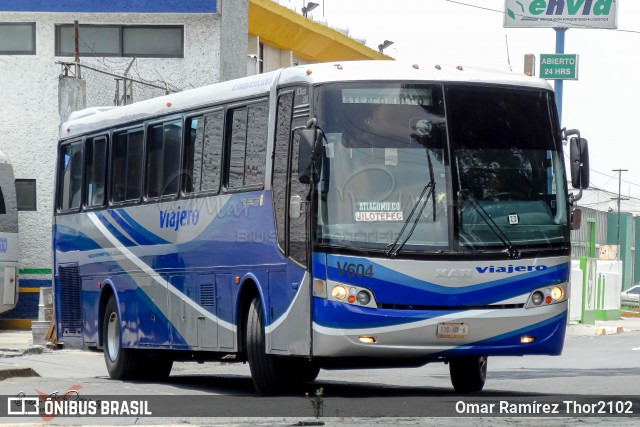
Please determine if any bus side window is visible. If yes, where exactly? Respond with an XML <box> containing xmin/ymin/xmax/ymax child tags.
<box><xmin>85</xmin><ymin>136</ymin><xmax>107</xmax><ymax>208</ymax></box>
<box><xmin>111</xmin><ymin>129</ymin><xmax>143</xmax><ymax>204</ymax></box>
<box><xmin>272</xmin><ymin>92</ymin><xmax>294</xmax><ymax>254</ymax></box>
<box><xmin>185</xmin><ymin>112</ymin><xmax>225</xmax><ymax>195</ymax></box>
<box><xmin>59</xmin><ymin>141</ymin><xmax>83</xmax><ymax>211</ymax></box>
<box><xmin>146</xmin><ymin>120</ymin><xmax>182</xmax><ymax>199</ymax></box>
<box><xmin>226</xmin><ymin>100</ymin><xmax>268</xmax><ymax>190</ymax></box>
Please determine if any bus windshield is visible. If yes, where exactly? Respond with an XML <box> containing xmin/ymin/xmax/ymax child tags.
<box><xmin>315</xmin><ymin>82</ymin><xmax>568</xmax><ymax>253</ymax></box>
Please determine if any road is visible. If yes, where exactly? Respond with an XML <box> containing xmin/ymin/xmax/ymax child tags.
<box><xmin>0</xmin><ymin>331</ymin><xmax>639</xmax><ymax>424</ymax></box>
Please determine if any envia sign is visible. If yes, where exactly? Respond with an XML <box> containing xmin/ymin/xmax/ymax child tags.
<box><xmin>504</xmin><ymin>0</ymin><xmax>617</xmax><ymax>29</ymax></box>
<box><xmin>540</xmin><ymin>54</ymin><xmax>579</xmax><ymax>80</ymax></box>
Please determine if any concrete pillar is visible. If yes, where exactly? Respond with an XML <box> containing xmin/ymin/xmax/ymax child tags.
<box><xmin>58</xmin><ymin>77</ymin><xmax>86</xmax><ymax>124</ymax></box>
<box><xmin>219</xmin><ymin>0</ymin><xmax>249</xmax><ymax>81</ymax></box>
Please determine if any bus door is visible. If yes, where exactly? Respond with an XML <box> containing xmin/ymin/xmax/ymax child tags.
<box><xmin>269</xmin><ymin>88</ymin><xmax>312</xmax><ymax>355</ymax></box>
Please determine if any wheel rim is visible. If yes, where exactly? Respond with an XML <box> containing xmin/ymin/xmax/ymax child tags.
<box><xmin>106</xmin><ymin>312</ymin><xmax>120</xmax><ymax>362</ymax></box>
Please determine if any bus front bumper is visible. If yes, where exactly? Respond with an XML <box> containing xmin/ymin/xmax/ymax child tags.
<box><xmin>312</xmin><ymin>299</ymin><xmax>567</xmax><ymax>358</ymax></box>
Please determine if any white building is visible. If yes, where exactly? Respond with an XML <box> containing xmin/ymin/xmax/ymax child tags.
<box><xmin>0</xmin><ymin>0</ymin><xmax>387</xmax><ymax>326</ymax></box>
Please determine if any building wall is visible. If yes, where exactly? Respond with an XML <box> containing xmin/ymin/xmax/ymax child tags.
<box><xmin>0</xmin><ymin>10</ymin><xmax>228</xmax><ymax>322</ymax></box>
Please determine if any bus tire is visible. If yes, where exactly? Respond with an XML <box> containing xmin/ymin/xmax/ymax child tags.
<box><xmin>285</xmin><ymin>357</ymin><xmax>320</xmax><ymax>384</ymax></box>
<box><xmin>246</xmin><ymin>297</ymin><xmax>281</xmax><ymax>394</ymax></box>
<box><xmin>102</xmin><ymin>296</ymin><xmax>143</xmax><ymax>380</ymax></box>
<box><xmin>449</xmin><ymin>355</ymin><xmax>487</xmax><ymax>393</ymax></box>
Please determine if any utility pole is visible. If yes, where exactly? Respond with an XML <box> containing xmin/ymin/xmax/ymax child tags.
<box><xmin>611</xmin><ymin>169</ymin><xmax>629</xmax><ymax>252</ymax></box>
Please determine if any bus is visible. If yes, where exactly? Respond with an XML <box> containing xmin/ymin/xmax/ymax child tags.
<box><xmin>53</xmin><ymin>61</ymin><xmax>589</xmax><ymax>394</ymax></box>
<box><xmin>0</xmin><ymin>149</ymin><xmax>19</xmax><ymax>315</ymax></box>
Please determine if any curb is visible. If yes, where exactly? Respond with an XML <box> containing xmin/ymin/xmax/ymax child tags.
<box><xmin>0</xmin><ymin>346</ymin><xmax>45</xmax><ymax>358</ymax></box>
<box><xmin>0</xmin><ymin>366</ymin><xmax>40</xmax><ymax>381</ymax></box>
<box><xmin>595</xmin><ymin>326</ymin><xmax>624</xmax><ymax>335</ymax></box>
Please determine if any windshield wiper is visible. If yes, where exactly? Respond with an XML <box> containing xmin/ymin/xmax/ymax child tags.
<box><xmin>386</xmin><ymin>149</ymin><xmax>437</xmax><ymax>258</ymax></box>
<box><xmin>459</xmin><ymin>190</ymin><xmax>520</xmax><ymax>259</ymax></box>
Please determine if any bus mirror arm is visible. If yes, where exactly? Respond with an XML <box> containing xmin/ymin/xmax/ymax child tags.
<box><xmin>298</xmin><ymin>128</ymin><xmax>323</xmax><ymax>184</ymax></box>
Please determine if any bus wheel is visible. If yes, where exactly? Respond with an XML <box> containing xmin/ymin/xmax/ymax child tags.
<box><xmin>103</xmin><ymin>296</ymin><xmax>173</xmax><ymax>381</ymax></box>
<box><xmin>286</xmin><ymin>357</ymin><xmax>320</xmax><ymax>384</ymax></box>
<box><xmin>449</xmin><ymin>356</ymin><xmax>487</xmax><ymax>393</ymax></box>
<box><xmin>246</xmin><ymin>297</ymin><xmax>281</xmax><ymax>394</ymax></box>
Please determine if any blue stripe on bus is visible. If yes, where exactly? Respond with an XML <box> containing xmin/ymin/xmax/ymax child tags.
<box><xmin>436</xmin><ymin>312</ymin><xmax>567</xmax><ymax>356</ymax></box>
<box><xmin>324</xmin><ymin>258</ymin><xmax>569</xmax><ymax>307</ymax></box>
<box><xmin>313</xmin><ymin>298</ymin><xmax>455</xmax><ymax>329</ymax></box>
<box><xmin>109</xmin><ymin>209</ymin><xmax>169</xmax><ymax>246</ymax></box>
<box><xmin>54</xmin><ymin>225</ymin><xmax>103</xmax><ymax>252</ymax></box>
<box><xmin>95</xmin><ymin>211</ymin><xmax>136</xmax><ymax>247</ymax></box>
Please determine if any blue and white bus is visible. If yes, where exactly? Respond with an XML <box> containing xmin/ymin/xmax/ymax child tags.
<box><xmin>53</xmin><ymin>61</ymin><xmax>589</xmax><ymax>393</ymax></box>
<box><xmin>0</xmin><ymin>149</ymin><xmax>19</xmax><ymax>315</ymax></box>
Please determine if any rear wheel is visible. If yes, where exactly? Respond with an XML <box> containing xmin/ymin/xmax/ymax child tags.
<box><xmin>449</xmin><ymin>356</ymin><xmax>487</xmax><ymax>392</ymax></box>
<box><xmin>103</xmin><ymin>295</ymin><xmax>172</xmax><ymax>381</ymax></box>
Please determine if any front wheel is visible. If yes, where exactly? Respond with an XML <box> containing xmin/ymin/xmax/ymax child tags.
<box><xmin>449</xmin><ymin>356</ymin><xmax>487</xmax><ymax>393</ymax></box>
<box><xmin>246</xmin><ymin>297</ymin><xmax>280</xmax><ymax>394</ymax></box>
<box><xmin>103</xmin><ymin>295</ymin><xmax>172</xmax><ymax>380</ymax></box>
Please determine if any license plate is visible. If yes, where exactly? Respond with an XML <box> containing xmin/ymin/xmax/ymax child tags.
<box><xmin>437</xmin><ymin>322</ymin><xmax>468</xmax><ymax>338</ymax></box>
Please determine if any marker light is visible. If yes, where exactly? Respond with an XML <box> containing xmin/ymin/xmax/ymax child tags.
<box><xmin>331</xmin><ymin>285</ymin><xmax>348</xmax><ymax>300</ymax></box>
<box><xmin>347</xmin><ymin>295</ymin><xmax>356</xmax><ymax>304</ymax></box>
<box><xmin>551</xmin><ymin>286</ymin><xmax>564</xmax><ymax>301</ymax></box>
<box><xmin>358</xmin><ymin>336</ymin><xmax>377</xmax><ymax>344</ymax></box>
<box><xmin>520</xmin><ymin>336</ymin><xmax>535</xmax><ymax>344</ymax></box>
<box><xmin>313</xmin><ymin>279</ymin><xmax>327</xmax><ymax>298</ymax></box>
<box><xmin>545</xmin><ymin>296</ymin><xmax>552</xmax><ymax>304</ymax></box>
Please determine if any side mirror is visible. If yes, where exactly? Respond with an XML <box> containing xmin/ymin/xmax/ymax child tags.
<box><xmin>298</xmin><ymin>128</ymin><xmax>323</xmax><ymax>184</ymax></box>
<box><xmin>570</xmin><ymin>137</ymin><xmax>589</xmax><ymax>189</ymax></box>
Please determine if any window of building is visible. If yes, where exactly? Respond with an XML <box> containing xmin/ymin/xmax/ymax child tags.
<box><xmin>226</xmin><ymin>101</ymin><xmax>268</xmax><ymax>190</ymax></box>
<box><xmin>0</xmin><ymin>23</ymin><xmax>36</xmax><ymax>55</ymax></box>
<box><xmin>146</xmin><ymin>120</ymin><xmax>182</xmax><ymax>199</ymax></box>
<box><xmin>185</xmin><ymin>111</ymin><xmax>224</xmax><ymax>195</ymax></box>
<box><xmin>84</xmin><ymin>136</ymin><xmax>108</xmax><ymax>208</ymax></box>
<box><xmin>111</xmin><ymin>129</ymin><xmax>144</xmax><ymax>204</ymax></box>
<box><xmin>55</xmin><ymin>24</ymin><xmax>184</xmax><ymax>58</ymax></box>
<box><xmin>58</xmin><ymin>142</ymin><xmax>83</xmax><ymax>211</ymax></box>
<box><xmin>16</xmin><ymin>179</ymin><xmax>37</xmax><ymax>211</ymax></box>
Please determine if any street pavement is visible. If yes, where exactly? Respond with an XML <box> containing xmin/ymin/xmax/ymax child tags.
<box><xmin>1</xmin><ymin>316</ymin><xmax>640</xmax><ymax>426</ymax></box>
<box><xmin>2</xmin><ymin>315</ymin><xmax>640</xmax><ymax>378</ymax></box>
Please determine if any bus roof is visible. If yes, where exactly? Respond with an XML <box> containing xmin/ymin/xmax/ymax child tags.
<box><xmin>60</xmin><ymin>60</ymin><xmax>553</xmax><ymax>140</ymax></box>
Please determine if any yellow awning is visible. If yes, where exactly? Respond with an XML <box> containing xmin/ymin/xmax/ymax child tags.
<box><xmin>249</xmin><ymin>0</ymin><xmax>393</xmax><ymax>62</ymax></box>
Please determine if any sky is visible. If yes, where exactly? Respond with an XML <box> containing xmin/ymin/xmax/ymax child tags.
<box><xmin>299</xmin><ymin>0</ymin><xmax>640</xmax><ymax>213</ymax></box>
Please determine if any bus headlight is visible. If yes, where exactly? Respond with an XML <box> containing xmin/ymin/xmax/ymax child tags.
<box><xmin>324</xmin><ymin>280</ymin><xmax>378</xmax><ymax>308</ymax></box>
<box><xmin>331</xmin><ymin>285</ymin><xmax>348</xmax><ymax>300</ymax></box>
<box><xmin>551</xmin><ymin>286</ymin><xmax>563</xmax><ymax>301</ymax></box>
<box><xmin>525</xmin><ymin>283</ymin><xmax>569</xmax><ymax>308</ymax></box>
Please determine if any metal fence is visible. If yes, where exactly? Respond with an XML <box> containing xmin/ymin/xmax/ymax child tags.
<box><xmin>59</xmin><ymin>61</ymin><xmax>178</xmax><ymax>107</ymax></box>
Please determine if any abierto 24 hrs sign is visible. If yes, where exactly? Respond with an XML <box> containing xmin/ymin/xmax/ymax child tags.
<box><xmin>504</xmin><ymin>0</ymin><xmax>618</xmax><ymax>29</ymax></box>
<box><xmin>540</xmin><ymin>54</ymin><xmax>579</xmax><ymax>80</ymax></box>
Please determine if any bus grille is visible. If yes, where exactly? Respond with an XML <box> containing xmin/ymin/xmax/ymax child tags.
<box><xmin>200</xmin><ymin>283</ymin><xmax>215</xmax><ymax>307</ymax></box>
<box><xmin>58</xmin><ymin>265</ymin><xmax>83</xmax><ymax>335</ymax></box>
